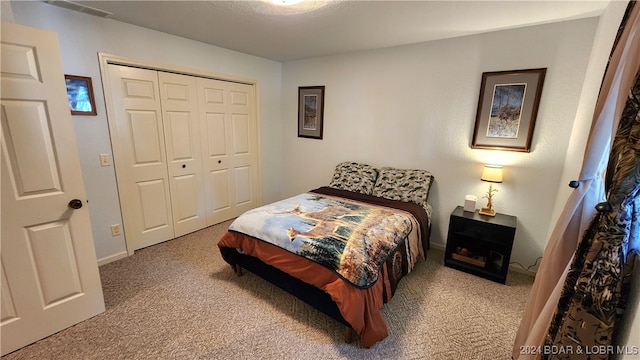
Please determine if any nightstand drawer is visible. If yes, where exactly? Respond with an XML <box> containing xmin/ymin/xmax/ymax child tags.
<box><xmin>449</xmin><ymin>217</ymin><xmax>515</xmax><ymax>248</ymax></box>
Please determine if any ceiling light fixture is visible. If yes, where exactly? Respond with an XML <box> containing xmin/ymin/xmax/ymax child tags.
<box><xmin>269</xmin><ymin>0</ymin><xmax>305</xmax><ymax>6</ymax></box>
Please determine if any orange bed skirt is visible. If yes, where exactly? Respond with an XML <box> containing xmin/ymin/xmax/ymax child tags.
<box><xmin>218</xmin><ymin>230</ymin><xmax>397</xmax><ymax>347</ymax></box>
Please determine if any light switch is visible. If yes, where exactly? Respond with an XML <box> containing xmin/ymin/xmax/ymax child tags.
<box><xmin>100</xmin><ymin>154</ymin><xmax>112</xmax><ymax>166</ymax></box>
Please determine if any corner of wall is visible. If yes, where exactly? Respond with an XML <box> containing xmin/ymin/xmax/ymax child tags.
<box><xmin>545</xmin><ymin>0</ymin><xmax>630</xmax><ymax>241</ymax></box>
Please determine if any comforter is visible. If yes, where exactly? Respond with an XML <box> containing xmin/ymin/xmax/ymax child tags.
<box><xmin>218</xmin><ymin>186</ymin><xmax>430</xmax><ymax>347</ymax></box>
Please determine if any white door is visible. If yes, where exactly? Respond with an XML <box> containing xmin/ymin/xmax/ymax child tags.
<box><xmin>158</xmin><ymin>72</ymin><xmax>206</xmax><ymax>237</ymax></box>
<box><xmin>0</xmin><ymin>22</ymin><xmax>105</xmax><ymax>355</ymax></box>
<box><xmin>197</xmin><ymin>78</ymin><xmax>258</xmax><ymax>225</ymax></box>
<box><xmin>107</xmin><ymin>65</ymin><xmax>174</xmax><ymax>250</ymax></box>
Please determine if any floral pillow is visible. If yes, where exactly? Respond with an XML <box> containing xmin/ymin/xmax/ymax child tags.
<box><xmin>328</xmin><ymin>162</ymin><xmax>378</xmax><ymax>195</ymax></box>
<box><xmin>372</xmin><ymin>167</ymin><xmax>434</xmax><ymax>209</ymax></box>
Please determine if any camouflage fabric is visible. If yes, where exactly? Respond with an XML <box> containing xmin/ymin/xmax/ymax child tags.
<box><xmin>544</xmin><ymin>67</ymin><xmax>640</xmax><ymax>360</ymax></box>
<box><xmin>372</xmin><ymin>167</ymin><xmax>434</xmax><ymax>214</ymax></box>
<box><xmin>328</xmin><ymin>161</ymin><xmax>378</xmax><ymax>195</ymax></box>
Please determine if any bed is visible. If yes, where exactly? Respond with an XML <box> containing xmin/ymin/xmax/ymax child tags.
<box><xmin>217</xmin><ymin>162</ymin><xmax>434</xmax><ymax>347</ymax></box>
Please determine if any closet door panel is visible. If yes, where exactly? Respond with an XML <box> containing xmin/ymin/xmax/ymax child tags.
<box><xmin>129</xmin><ymin>111</ymin><xmax>162</xmax><ymax>162</ymax></box>
<box><xmin>108</xmin><ymin>65</ymin><xmax>174</xmax><ymax>250</ymax></box>
<box><xmin>137</xmin><ymin>179</ymin><xmax>171</xmax><ymax>232</ymax></box>
<box><xmin>173</xmin><ymin>174</ymin><xmax>200</xmax><ymax>224</ymax></box>
<box><xmin>227</xmin><ymin>83</ymin><xmax>257</xmax><ymax>216</ymax></box>
<box><xmin>208</xmin><ymin>169</ymin><xmax>230</xmax><ymax>212</ymax></box>
<box><xmin>159</xmin><ymin>72</ymin><xmax>206</xmax><ymax>237</ymax></box>
<box><xmin>234</xmin><ymin>166</ymin><xmax>251</xmax><ymax>205</ymax></box>
<box><xmin>197</xmin><ymin>78</ymin><xmax>257</xmax><ymax>225</ymax></box>
<box><xmin>232</xmin><ymin>114</ymin><xmax>249</xmax><ymax>154</ymax></box>
<box><xmin>205</xmin><ymin>113</ymin><xmax>227</xmax><ymax>157</ymax></box>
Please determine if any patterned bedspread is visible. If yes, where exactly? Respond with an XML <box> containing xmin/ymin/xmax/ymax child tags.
<box><xmin>229</xmin><ymin>191</ymin><xmax>419</xmax><ymax>288</ymax></box>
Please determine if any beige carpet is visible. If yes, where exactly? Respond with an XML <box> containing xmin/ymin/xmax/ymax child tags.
<box><xmin>3</xmin><ymin>220</ymin><xmax>533</xmax><ymax>360</ymax></box>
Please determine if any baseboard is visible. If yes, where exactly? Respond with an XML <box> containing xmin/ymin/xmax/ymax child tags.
<box><xmin>508</xmin><ymin>264</ymin><xmax>537</xmax><ymax>277</ymax></box>
<box><xmin>429</xmin><ymin>242</ymin><xmax>537</xmax><ymax>277</ymax></box>
<box><xmin>97</xmin><ymin>251</ymin><xmax>128</xmax><ymax>266</ymax></box>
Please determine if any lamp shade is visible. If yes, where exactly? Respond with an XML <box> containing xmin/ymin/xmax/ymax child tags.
<box><xmin>481</xmin><ymin>165</ymin><xmax>503</xmax><ymax>183</ymax></box>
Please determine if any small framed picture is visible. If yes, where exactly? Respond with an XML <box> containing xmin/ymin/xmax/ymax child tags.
<box><xmin>471</xmin><ymin>68</ymin><xmax>546</xmax><ymax>152</ymax></box>
<box><xmin>298</xmin><ymin>86</ymin><xmax>325</xmax><ymax>139</ymax></box>
<box><xmin>65</xmin><ymin>74</ymin><xmax>97</xmax><ymax>116</ymax></box>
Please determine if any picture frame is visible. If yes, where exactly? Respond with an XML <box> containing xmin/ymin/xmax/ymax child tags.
<box><xmin>298</xmin><ymin>86</ymin><xmax>325</xmax><ymax>139</ymax></box>
<box><xmin>471</xmin><ymin>68</ymin><xmax>546</xmax><ymax>152</ymax></box>
<box><xmin>65</xmin><ymin>74</ymin><xmax>97</xmax><ymax>116</ymax></box>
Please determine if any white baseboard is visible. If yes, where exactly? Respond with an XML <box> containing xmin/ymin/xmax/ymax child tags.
<box><xmin>97</xmin><ymin>251</ymin><xmax>128</xmax><ymax>266</ymax></box>
<box><xmin>429</xmin><ymin>242</ymin><xmax>537</xmax><ymax>277</ymax></box>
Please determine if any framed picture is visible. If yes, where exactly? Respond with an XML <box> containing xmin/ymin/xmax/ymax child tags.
<box><xmin>471</xmin><ymin>68</ymin><xmax>546</xmax><ymax>152</ymax></box>
<box><xmin>65</xmin><ymin>74</ymin><xmax>97</xmax><ymax>115</ymax></box>
<box><xmin>298</xmin><ymin>86</ymin><xmax>325</xmax><ymax>139</ymax></box>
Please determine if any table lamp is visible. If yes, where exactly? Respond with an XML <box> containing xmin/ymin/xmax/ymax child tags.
<box><xmin>479</xmin><ymin>164</ymin><xmax>503</xmax><ymax>216</ymax></box>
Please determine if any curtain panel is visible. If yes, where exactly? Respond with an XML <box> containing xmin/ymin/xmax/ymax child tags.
<box><xmin>513</xmin><ymin>2</ymin><xmax>640</xmax><ymax>359</ymax></box>
<box><xmin>545</xmin><ymin>71</ymin><xmax>640</xmax><ymax>360</ymax></box>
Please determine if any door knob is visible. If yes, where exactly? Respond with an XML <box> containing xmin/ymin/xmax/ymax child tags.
<box><xmin>68</xmin><ymin>199</ymin><xmax>83</xmax><ymax>209</ymax></box>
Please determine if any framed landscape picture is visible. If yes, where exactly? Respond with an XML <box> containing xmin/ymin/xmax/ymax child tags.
<box><xmin>471</xmin><ymin>68</ymin><xmax>546</xmax><ymax>152</ymax></box>
<box><xmin>65</xmin><ymin>74</ymin><xmax>97</xmax><ymax>116</ymax></box>
<box><xmin>298</xmin><ymin>86</ymin><xmax>325</xmax><ymax>139</ymax></box>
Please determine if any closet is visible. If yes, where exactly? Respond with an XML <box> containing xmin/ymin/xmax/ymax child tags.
<box><xmin>106</xmin><ymin>64</ymin><xmax>258</xmax><ymax>251</ymax></box>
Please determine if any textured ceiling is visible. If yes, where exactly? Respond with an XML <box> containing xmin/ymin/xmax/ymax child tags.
<box><xmin>69</xmin><ymin>0</ymin><xmax>610</xmax><ymax>62</ymax></box>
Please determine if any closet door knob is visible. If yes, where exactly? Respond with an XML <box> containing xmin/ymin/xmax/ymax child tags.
<box><xmin>218</xmin><ymin>160</ymin><xmax>222</xmax><ymax>164</ymax></box>
<box><xmin>182</xmin><ymin>164</ymin><xmax>186</xmax><ymax>168</ymax></box>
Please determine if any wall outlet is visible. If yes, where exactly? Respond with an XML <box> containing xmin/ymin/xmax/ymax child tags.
<box><xmin>111</xmin><ymin>224</ymin><xmax>121</xmax><ymax>236</ymax></box>
<box><xmin>100</xmin><ymin>154</ymin><xmax>112</xmax><ymax>167</ymax></box>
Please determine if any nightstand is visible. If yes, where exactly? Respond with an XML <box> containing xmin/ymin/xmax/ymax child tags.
<box><xmin>444</xmin><ymin>206</ymin><xmax>517</xmax><ymax>284</ymax></box>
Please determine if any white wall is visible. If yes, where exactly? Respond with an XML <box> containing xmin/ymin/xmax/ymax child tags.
<box><xmin>281</xmin><ymin>18</ymin><xmax>600</xmax><ymax>270</ymax></box>
<box><xmin>9</xmin><ymin>1</ymin><xmax>284</xmax><ymax>263</ymax></box>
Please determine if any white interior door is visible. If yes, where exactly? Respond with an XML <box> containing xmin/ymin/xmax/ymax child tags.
<box><xmin>158</xmin><ymin>72</ymin><xmax>206</xmax><ymax>237</ymax></box>
<box><xmin>197</xmin><ymin>78</ymin><xmax>258</xmax><ymax>225</ymax></box>
<box><xmin>0</xmin><ymin>22</ymin><xmax>105</xmax><ymax>355</ymax></box>
<box><xmin>107</xmin><ymin>65</ymin><xmax>174</xmax><ymax>250</ymax></box>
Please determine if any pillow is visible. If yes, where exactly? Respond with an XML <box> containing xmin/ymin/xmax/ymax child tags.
<box><xmin>372</xmin><ymin>167</ymin><xmax>434</xmax><ymax>208</ymax></box>
<box><xmin>328</xmin><ymin>162</ymin><xmax>378</xmax><ymax>195</ymax></box>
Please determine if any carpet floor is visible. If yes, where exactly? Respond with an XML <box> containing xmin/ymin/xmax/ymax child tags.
<box><xmin>2</xmin><ymin>220</ymin><xmax>533</xmax><ymax>360</ymax></box>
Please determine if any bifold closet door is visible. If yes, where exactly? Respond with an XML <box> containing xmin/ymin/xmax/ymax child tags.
<box><xmin>197</xmin><ymin>78</ymin><xmax>258</xmax><ymax>225</ymax></box>
<box><xmin>107</xmin><ymin>64</ymin><xmax>258</xmax><ymax>251</ymax></box>
<box><xmin>158</xmin><ymin>72</ymin><xmax>207</xmax><ymax>237</ymax></box>
<box><xmin>108</xmin><ymin>65</ymin><xmax>175</xmax><ymax>250</ymax></box>
<box><xmin>108</xmin><ymin>66</ymin><xmax>210</xmax><ymax>250</ymax></box>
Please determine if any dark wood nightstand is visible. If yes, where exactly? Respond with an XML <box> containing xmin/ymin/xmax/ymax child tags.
<box><xmin>444</xmin><ymin>206</ymin><xmax>517</xmax><ymax>284</ymax></box>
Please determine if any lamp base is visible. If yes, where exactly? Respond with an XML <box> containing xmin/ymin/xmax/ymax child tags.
<box><xmin>479</xmin><ymin>207</ymin><xmax>496</xmax><ymax>217</ymax></box>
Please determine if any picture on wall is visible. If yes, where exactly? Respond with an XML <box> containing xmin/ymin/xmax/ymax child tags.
<box><xmin>486</xmin><ymin>83</ymin><xmax>526</xmax><ymax>138</ymax></box>
<box><xmin>472</xmin><ymin>68</ymin><xmax>546</xmax><ymax>152</ymax></box>
<box><xmin>65</xmin><ymin>74</ymin><xmax>97</xmax><ymax>116</ymax></box>
<box><xmin>298</xmin><ymin>86</ymin><xmax>325</xmax><ymax>139</ymax></box>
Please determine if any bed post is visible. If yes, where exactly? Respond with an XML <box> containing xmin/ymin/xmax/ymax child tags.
<box><xmin>344</xmin><ymin>327</ymin><xmax>354</xmax><ymax>343</ymax></box>
<box><xmin>234</xmin><ymin>264</ymin><xmax>243</xmax><ymax>276</ymax></box>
